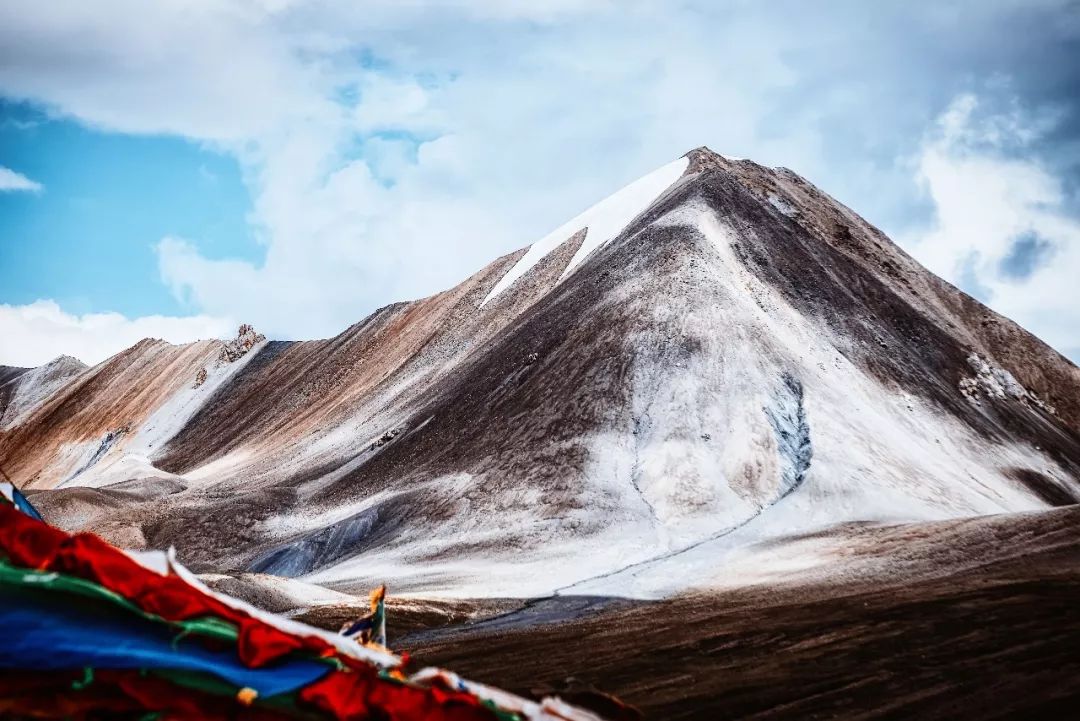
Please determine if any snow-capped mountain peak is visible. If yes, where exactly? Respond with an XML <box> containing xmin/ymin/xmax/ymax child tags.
<box><xmin>4</xmin><ymin>147</ymin><xmax>1079</xmax><ymax>599</ymax></box>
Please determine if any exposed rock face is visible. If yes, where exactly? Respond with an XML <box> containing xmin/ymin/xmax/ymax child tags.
<box><xmin>218</xmin><ymin>324</ymin><xmax>266</xmax><ymax>364</ymax></box>
<box><xmin>3</xmin><ymin>148</ymin><xmax>1079</xmax><ymax>599</ymax></box>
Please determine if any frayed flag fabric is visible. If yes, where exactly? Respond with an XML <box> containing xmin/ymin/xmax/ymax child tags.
<box><xmin>0</xmin><ymin>502</ymin><xmax>611</xmax><ymax>720</ymax></box>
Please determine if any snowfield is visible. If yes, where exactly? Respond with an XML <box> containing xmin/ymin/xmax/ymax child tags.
<box><xmin>481</xmin><ymin>156</ymin><xmax>689</xmax><ymax>306</ymax></box>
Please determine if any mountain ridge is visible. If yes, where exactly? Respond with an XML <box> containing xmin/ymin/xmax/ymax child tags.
<box><xmin>4</xmin><ymin>146</ymin><xmax>1079</xmax><ymax>599</ymax></box>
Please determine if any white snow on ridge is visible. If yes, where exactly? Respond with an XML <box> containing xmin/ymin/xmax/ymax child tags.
<box><xmin>130</xmin><ymin>339</ymin><xmax>267</xmax><ymax>458</ymax></box>
<box><xmin>480</xmin><ymin>156</ymin><xmax>689</xmax><ymax>307</ymax></box>
<box><xmin>1</xmin><ymin>356</ymin><xmax>87</xmax><ymax>429</ymax></box>
<box><xmin>767</xmin><ymin>193</ymin><xmax>798</xmax><ymax>218</ymax></box>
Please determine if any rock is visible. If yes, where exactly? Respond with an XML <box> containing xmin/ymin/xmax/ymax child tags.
<box><xmin>368</xmin><ymin>428</ymin><xmax>402</xmax><ymax>451</ymax></box>
<box><xmin>218</xmin><ymin>324</ymin><xmax>266</xmax><ymax>364</ymax></box>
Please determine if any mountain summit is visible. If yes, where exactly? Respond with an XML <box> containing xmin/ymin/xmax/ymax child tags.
<box><xmin>3</xmin><ymin>147</ymin><xmax>1079</xmax><ymax>597</ymax></box>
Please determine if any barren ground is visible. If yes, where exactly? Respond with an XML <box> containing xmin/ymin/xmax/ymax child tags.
<box><xmin>294</xmin><ymin>508</ymin><xmax>1080</xmax><ymax>720</ymax></box>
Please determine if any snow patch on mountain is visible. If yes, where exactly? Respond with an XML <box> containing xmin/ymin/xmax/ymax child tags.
<box><xmin>129</xmin><ymin>329</ymin><xmax>267</xmax><ymax>462</ymax></box>
<box><xmin>61</xmin><ymin>426</ymin><xmax>129</xmax><ymax>485</ymax></box>
<box><xmin>0</xmin><ymin>355</ymin><xmax>87</xmax><ymax>429</ymax></box>
<box><xmin>767</xmin><ymin>193</ymin><xmax>798</xmax><ymax>218</ymax></box>
<box><xmin>481</xmin><ymin>156</ymin><xmax>689</xmax><ymax>306</ymax></box>
<box><xmin>960</xmin><ymin>352</ymin><xmax>1056</xmax><ymax>414</ymax></box>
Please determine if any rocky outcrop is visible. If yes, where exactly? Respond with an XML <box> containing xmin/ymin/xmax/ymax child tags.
<box><xmin>218</xmin><ymin>324</ymin><xmax>266</xmax><ymax>363</ymax></box>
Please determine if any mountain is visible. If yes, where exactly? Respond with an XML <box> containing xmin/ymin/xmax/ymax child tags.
<box><xmin>0</xmin><ymin>354</ymin><xmax>87</xmax><ymax>429</ymax></box>
<box><xmin>4</xmin><ymin>147</ymin><xmax>1079</xmax><ymax>599</ymax></box>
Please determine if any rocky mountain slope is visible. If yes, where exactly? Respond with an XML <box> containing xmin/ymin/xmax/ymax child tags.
<box><xmin>4</xmin><ymin>147</ymin><xmax>1079</xmax><ymax>598</ymax></box>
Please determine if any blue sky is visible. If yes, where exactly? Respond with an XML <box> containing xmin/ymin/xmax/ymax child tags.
<box><xmin>0</xmin><ymin>101</ymin><xmax>255</xmax><ymax>318</ymax></box>
<box><xmin>0</xmin><ymin>1</ymin><xmax>1078</xmax><ymax>365</ymax></box>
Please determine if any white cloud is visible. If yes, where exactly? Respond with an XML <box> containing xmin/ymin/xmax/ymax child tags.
<box><xmin>0</xmin><ymin>166</ymin><xmax>43</xmax><ymax>193</ymax></box>
<box><xmin>145</xmin><ymin>3</ymin><xmax>836</xmax><ymax>341</ymax></box>
<box><xmin>0</xmin><ymin>2</ymin><xmax>846</xmax><ymax>345</ymax></box>
<box><xmin>906</xmin><ymin>94</ymin><xmax>1080</xmax><ymax>360</ymax></box>
<box><xmin>0</xmin><ymin>300</ymin><xmax>233</xmax><ymax>367</ymax></box>
<box><xmin>0</xmin><ymin>1</ymin><xmax>1078</xmax><ymax>361</ymax></box>
<box><xmin>0</xmin><ymin>1</ymin><xmax>336</xmax><ymax>143</ymax></box>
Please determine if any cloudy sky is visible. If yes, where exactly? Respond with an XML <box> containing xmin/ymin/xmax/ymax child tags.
<box><xmin>1</xmin><ymin>0</ymin><xmax>1078</xmax><ymax>366</ymax></box>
